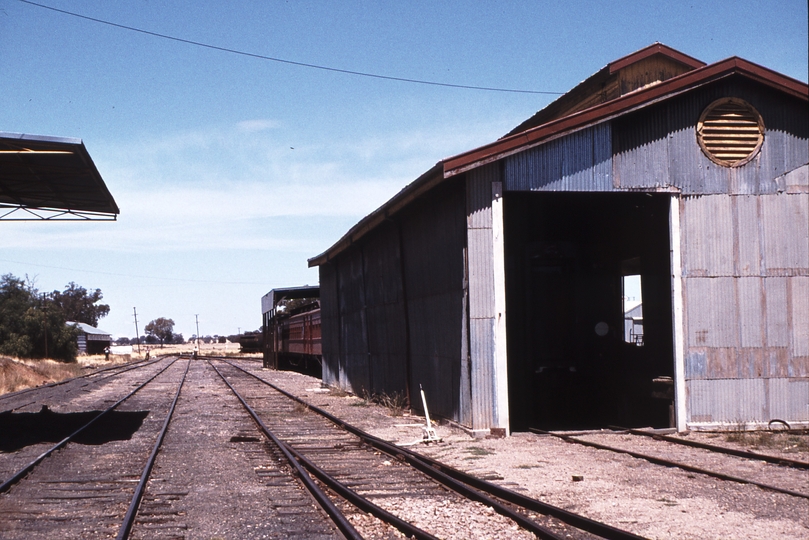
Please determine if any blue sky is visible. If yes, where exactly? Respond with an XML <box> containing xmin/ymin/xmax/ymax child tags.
<box><xmin>1</xmin><ymin>0</ymin><xmax>807</xmax><ymax>340</ymax></box>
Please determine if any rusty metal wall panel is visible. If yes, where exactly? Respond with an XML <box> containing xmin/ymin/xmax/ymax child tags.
<box><xmin>735</xmin><ymin>196</ymin><xmax>761</xmax><ymax>276</ymax></box>
<box><xmin>737</xmin><ymin>277</ymin><xmax>764</xmax><ymax>348</ymax></box>
<box><xmin>681</xmin><ymin>195</ymin><xmax>735</xmax><ymax>277</ymax></box>
<box><xmin>769</xmin><ymin>378</ymin><xmax>809</xmax><ymax>421</ymax></box>
<box><xmin>792</xmin><ymin>276</ymin><xmax>809</xmax><ymax>358</ymax></box>
<box><xmin>761</xmin><ymin>193</ymin><xmax>809</xmax><ymax>274</ymax></box>
<box><xmin>685</xmin><ymin>277</ymin><xmax>739</xmax><ymax>349</ymax></box>
<box><xmin>688</xmin><ymin>378</ymin><xmax>767</xmax><ymax>423</ymax></box>
<box><xmin>765</xmin><ymin>277</ymin><xmax>790</xmax><ymax>347</ymax></box>
<box><xmin>503</xmin><ymin>123</ymin><xmax>611</xmax><ymax>192</ymax></box>
<box><xmin>319</xmin><ymin>262</ymin><xmax>341</xmax><ymax>386</ymax></box>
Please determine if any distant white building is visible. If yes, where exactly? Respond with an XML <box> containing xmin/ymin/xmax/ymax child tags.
<box><xmin>624</xmin><ymin>303</ymin><xmax>643</xmax><ymax>346</ymax></box>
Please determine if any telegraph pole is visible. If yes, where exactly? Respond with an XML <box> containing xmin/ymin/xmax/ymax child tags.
<box><xmin>42</xmin><ymin>293</ymin><xmax>48</xmax><ymax>359</ymax></box>
<box><xmin>133</xmin><ymin>307</ymin><xmax>141</xmax><ymax>354</ymax></box>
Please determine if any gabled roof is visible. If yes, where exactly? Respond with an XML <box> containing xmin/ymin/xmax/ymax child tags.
<box><xmin>504</xmin><ymin>43</ymin><xmax>706</xmax><ymax>137</ymax></box>
<box><xmin>0</xmin><ymin>132</ymin><xmax>119</xmax><ymax>221</ymax></box>
<box><xmin>446</xmin><ymin>56</ymin><xmax>807</xmax><ymax>177</ymax></box>
<box><xmin>309</xmin><ymin>46</ymin><xmax>808</xmax><ymax>267</ymax></box>
<box><xmin>68</xmin><ymin>321</ymin><xmax>111</xmax><ymax>337</ymax></box>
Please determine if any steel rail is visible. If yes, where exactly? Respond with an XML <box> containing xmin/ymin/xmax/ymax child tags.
<box><xmin>0</xmin><ymin>356</ymin><xmax>180</xmax><ymax>494</ymax></box>
<box><xmin>0</xmin><ymin>355</ymin><xmax>162</xmax><ymax>410</ymax></box>
<box><xmin>531</xmin><ymin>429</ymin><xmax>809</xmax><ymax>500</ymax></box>
<box><xmin>215</xmin><ymin>357</ymin><xmax>647</xmax><ymax>540</ymax></box>
<box><xmin>608</xmin><ymin>425</ymin><xmax>809</xmax><ymax>470</ymax></box>
<box><xmin>207</xmin><ymin>360</ymin><xmax>364</xmax><ymax>540</ymax></box>
<box><xmin>116</xmin><ymin>358</ymin><xmax>191</xmax><ymax>540</ymax></box>
<box><xmin>212</xmin><ymin>358</ymin><xmax>564</xmax><ymax>540</ymax></box>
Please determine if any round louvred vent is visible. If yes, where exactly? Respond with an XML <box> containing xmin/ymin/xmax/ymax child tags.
<box><xmin>697</xmin><ymin>98</ymin><xmax>764</xmax><ymax>167</ymax></box>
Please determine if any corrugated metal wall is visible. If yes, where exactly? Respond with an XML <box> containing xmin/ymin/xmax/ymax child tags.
<box><xmin>317</xmin><ymin>179</ymin><xmax>468</xmax><ymax>423</ymax></box>
<box><xmin>681</xmin><ymin>188</ymin><xmax>809</xmax><ymax>424</ymax></box>
<box><xmin>319</xmin><ymin>262</ymin><xmax>340</xmax><ymax>386</ymax></box>
<box><xmin>361</xmin><ymin>222</ymin><xmax>409</xmax><ymax>394</ymax></box>
<box><xmin>466</xmin><ymin>163</ymin><xmax>500</xmax><ymax>429</ymax></box>
<box><xmin>501</xmin><ymin>75</ymin><xmax>808</xmax><ymax>427</ymax></box>
<box><xmin>399</xmin><ymin>180</ymin><xmax>466</xmax><ymax>421</ymax></box>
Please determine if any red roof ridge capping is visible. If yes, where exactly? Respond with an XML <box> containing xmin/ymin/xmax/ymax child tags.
<box><xmin>444</xmin><ymin>56</ymin><xmax>809</xmax><ymax>178</ymax></box>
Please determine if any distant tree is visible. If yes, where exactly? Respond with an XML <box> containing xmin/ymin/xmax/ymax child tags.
<box><xmin>217</xmin><ymin>336</ymin><xmax>226</xmax><ymax>343</ymax></box>
<box><xmin>51</xmin><ymin>282</ymin><xmax>110</xmax><ymax>327</ymax></box>
<box><xmin>171</xmin><ymin>333</ymin><xmax>184</xmax><ymax>344</ymax></box>
<box><xmin>145</xmin><ymin>318</ymin><xmax>175</xmax><ymax>347</ymax></box>
<box><xmin>115</xmin><ymin>337</ymin><xmax>131</xmax><ymax>345</ymax></box>
<box><xmin>0</xmin><ymin>273</ymin><xmax>78</xmax><ymax>361</ymax></box>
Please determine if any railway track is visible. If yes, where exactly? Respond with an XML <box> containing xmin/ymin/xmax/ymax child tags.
<box><xmin>0</xmin><ymin>356</ymin><xmax>184</xmax><ymax>538</ymax></box>
<box><xmin>530</xmin><ymin>428</ymin><xmax>809</xmax><ymax>501</ymax></box>
<box><xmin>0</xmin><ymin>355</ymin><xmax>164</xmax><ymax>415</ymax></box>
<box><xmin>208</xmin><ymin>356</ymin><xmax>647</xmax><ymax>540</ymax></box>
<box><xmin>8</xmin><ymin>354</ymin><xmax>800</xmax><ymax>538</ymax></box>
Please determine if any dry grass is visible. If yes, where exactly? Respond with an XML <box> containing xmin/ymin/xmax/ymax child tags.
<box><xmin>0</xmin><ymin>356</ymin><xmax>83</xmax><ymax>395</ymax></box>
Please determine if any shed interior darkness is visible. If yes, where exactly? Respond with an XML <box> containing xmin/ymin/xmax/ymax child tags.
<box><xmin>504</xmin><ymin>192</ymin><xmax>674</xmax><ymax>431</ymax></box>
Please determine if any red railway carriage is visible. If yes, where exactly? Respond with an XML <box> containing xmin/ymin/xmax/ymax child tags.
<box><xmin>262</xmin><ymin>286</ymin><xmax>322</xmax><ymax>376</ymax></box>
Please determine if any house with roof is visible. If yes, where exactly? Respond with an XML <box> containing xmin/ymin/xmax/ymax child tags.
<box><xmin>68</xmin><ymin>322</ymin><xmax>112</xmax><ymax>355</ymax></box>
<box><xmin>309</xmin><ymin>44</ymin><xmax>808</xmax><ymax>435</ymax></box>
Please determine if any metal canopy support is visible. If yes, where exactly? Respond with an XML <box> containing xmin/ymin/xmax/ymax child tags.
<box><xmin>0</xmin><ymin>204</ymin><xmax>118</xmax><ymax>221</ymax></box>
<box><xmin>0</xmin><ymin>132</ymin><xmax>119</xmax><ymax>222</ymax></box>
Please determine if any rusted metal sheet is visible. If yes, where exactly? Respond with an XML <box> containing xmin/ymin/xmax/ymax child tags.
<box><xmin>761</xmin><ymin>193</ymin><xmax>809</xmax><ymax>274</ymax></box>
<box><xmin>735</xmin><ymin>195</ymin><xmax>761</xmax><ymax>276</ymax></box>
<box><xmin>765</xmin><ymin>277</ymin><xmax>790</xmax><ymax>347</ymax></box>
<box><xmin>688</xmin><ymin>378</ymin><xmax>767</xmax><ymax>423</ymax></box>
<box><xmin>681</xmin><ymin>195</ymin><xmax>735</xmax><ymax>277</ymax></box>
<box><xmin>737</xmin><ymin>277</ymin><xmax>764</xmax><ymax>348</ymax></box>
<box><xmin>504</xmin><ymin>123</ymin><xmax>611</xmax><ymax>192</ymax></box>
<box><xmin>689</xmin><ymin>377</ymin><xmax>809</xmax><ymax>424</ymax></box>
<box><xmin>769</xmin><ymin>378</ymin><xmax>809</xmax><ymax>420</ymax></box>
<box><xmin>792</xmin><ymin>276</ymin><xmax>809</xmax><ymax>358</ymax></box>
<box><xmin>685</xmin><ymin>277</ymin><xmax>738</xmax><ymax>349</ymax></box>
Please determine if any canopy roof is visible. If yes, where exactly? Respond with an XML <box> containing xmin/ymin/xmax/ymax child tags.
<box><xmin>0</xmin><ymin>132</ymin><xmax>119</xmax><ymax>221</ymax></box>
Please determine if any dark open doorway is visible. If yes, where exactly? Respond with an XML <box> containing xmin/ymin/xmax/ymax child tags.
<box><xmin>504</xmin><ymin>192</ymin><xmax>674</xmax><ymax>431</ymax></box>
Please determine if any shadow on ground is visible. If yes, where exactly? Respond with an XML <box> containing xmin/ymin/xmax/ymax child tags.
<box><xmin>0</xmin><ymin>406</ymin><xmax>149</xmax><ymax>452</ymax></box>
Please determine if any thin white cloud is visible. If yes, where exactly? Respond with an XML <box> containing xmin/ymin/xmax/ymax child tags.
<box><xmin>236</xmin><ymin>119</ymin><xmax>280</xmax><ymax>133</ymax></box>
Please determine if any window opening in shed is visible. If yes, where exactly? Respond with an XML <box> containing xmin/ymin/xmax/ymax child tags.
<box><xmin>504</xmin><ymin>192</ymin><xmax>674</xmax><ymax>431</ymax></box>
<box><xmin>622</xmin><ymin>270</ymin><xmax>643</xmax><ymax>346</ymax></box>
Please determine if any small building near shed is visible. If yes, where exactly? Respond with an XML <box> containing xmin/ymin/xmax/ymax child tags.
<box><xmin>309</xmin><ymin>44</ymin><xmax>808</xmax><ymax>435</ymax></box>
<box><xmin>68</xmin><ymin>321</ymin><xmax>112</xmax><ymax>355</ymax></box>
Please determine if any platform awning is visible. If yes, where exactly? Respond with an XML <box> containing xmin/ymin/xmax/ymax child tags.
<box><xmin>0</xmin><ymin>132</ymin><xmax>119</xmax><ymax>221</ymax></box>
